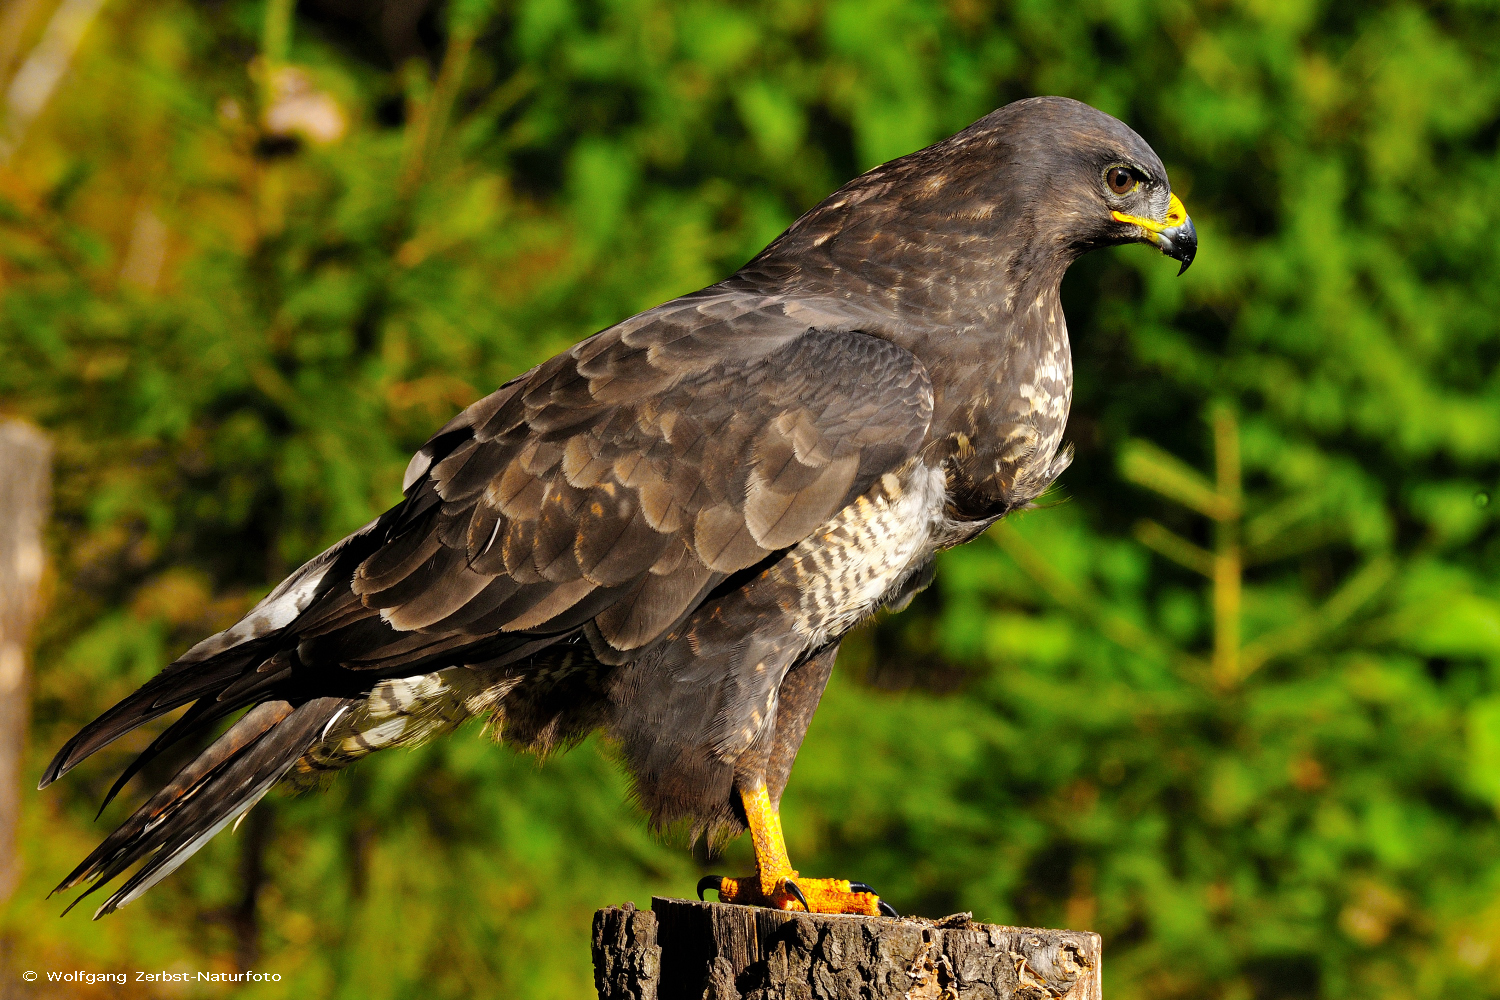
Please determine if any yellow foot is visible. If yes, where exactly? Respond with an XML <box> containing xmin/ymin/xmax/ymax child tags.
<box><xmin>698</xmin><ymin>873</ymin><xmax>898</xmax><ymax>917</ymax></box>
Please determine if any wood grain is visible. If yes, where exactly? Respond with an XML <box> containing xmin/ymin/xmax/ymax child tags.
<box><xmin>593</xmin><ymin>897</ymin><xmax>1101</xmax><ymax>1000</ymax></box>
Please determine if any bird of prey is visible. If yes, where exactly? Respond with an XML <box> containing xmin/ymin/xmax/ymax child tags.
<box><xmin>42</xmin><ymin>96</ymin><xmax>1195</xmax><ymax>919</ymax></box>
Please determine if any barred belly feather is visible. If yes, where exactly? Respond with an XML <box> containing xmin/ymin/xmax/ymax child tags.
<box><xmin>770</xmin><ymin>463</ymin><xmax>948</xmax><ymax>649</ymax></box>
<box><xmin>292</xmin><ymin>667</ymin><xmax>516</xmax><ymax>781</ymax></box>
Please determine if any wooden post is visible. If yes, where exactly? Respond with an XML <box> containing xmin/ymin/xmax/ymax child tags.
<box><xmin>593</xmin><ymin>897</ymin><xmax>1101</xmax><ymax>1000</ymax></box>
<box><xmin>0</xmin><ymin>420</ymin><xmax>49</xmax><ymax>906</ymax></box>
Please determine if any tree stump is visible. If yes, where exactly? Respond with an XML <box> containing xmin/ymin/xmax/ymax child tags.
<box><xmin>593</xmin><ymin>897</ymin><xmax>1101</xmax><ymax>1000</ymax></box>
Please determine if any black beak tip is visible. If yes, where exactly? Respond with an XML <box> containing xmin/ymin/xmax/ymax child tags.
<box><xmin>1175</xmin><ymin>243</ymin><xmax>1196</xmax><ymax>276</ymax></box>
<box><xmin>1162</xmin><ymin>216</ymin><xmax>1197</xmax><ymax>276</ymax></box>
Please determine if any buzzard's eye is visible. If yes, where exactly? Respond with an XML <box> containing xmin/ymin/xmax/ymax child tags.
<box><xmin>1106</xmin><ymin>167</ymin><xmax>1137</xmax><ymax>195</ymax></box>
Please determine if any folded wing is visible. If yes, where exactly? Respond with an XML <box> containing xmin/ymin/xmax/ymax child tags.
<box><xmin>40</xmin><ymin>288</ymin><xmax>934</xmax><ymax>915</ymax></box>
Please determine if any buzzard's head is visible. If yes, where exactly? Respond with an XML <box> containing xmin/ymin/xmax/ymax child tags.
<box><xmin>750</xmin><ymin>96</ymin><xmax>1197</xmax><ymax>294</ymax></box>
<box><xmin>974</xmin><ymin>96</ymin><xmax>1197</xmax><ymax>276</ymax></box>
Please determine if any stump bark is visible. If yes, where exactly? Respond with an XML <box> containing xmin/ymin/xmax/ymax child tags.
<box><xmin>593</xmin><ymin>897</ymin><xmax>1101</xmax><ymax>1000</ymax></box>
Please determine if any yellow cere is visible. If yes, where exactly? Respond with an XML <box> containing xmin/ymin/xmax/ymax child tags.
<box><xmin>1111</xmin><ymin>192</ymin><xmax>1188</xmax><ymax>233</ymax></box>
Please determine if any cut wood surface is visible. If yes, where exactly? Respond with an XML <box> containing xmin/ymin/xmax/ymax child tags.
<box><xmin>593</xmin><ymin>896</ymin><xmax>1101</xmax><ymax>1000</ymax></box>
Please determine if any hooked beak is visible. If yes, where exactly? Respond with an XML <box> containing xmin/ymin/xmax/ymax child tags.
<box><xmin>1111</xmin><ymin>192</ymin><xmax>1197</xmax><ymax>275</ymax></box>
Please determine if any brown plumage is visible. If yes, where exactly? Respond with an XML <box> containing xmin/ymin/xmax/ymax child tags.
<box><xmin>41</xmin><ymin>96</ymin><xmax>1195</xmax><ymax>917</ymax></box>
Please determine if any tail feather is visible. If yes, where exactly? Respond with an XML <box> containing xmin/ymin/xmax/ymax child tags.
<box><xmin>93</xmin><ymin>696</ymin><xmax>242</xmax><ymax>820</ymax></box>
<box><xmin>41</xmin><ymin>515</ymin><xmax>392</xmax><ymax>792</ymax></box>
<box><xmin>212</xmin><ymin>650</ymin><xmax>296</xmax><ymax>707</ymax></box>
<box><xmin>38</xmin><ymin>649</ymin><xmax>267</xmax><ymax>789</ymax></box>
<box><xmin>55</xmin><ymin>700</ymin><xmax>295</xmax><ymax>894</ymax></box>
<box><xmin>57</xmin><ymin>697</ymin><xmax>349</xmax><ymax>918</ymax></box>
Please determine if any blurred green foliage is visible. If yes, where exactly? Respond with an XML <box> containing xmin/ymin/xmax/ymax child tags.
<box><xmin>3</xmin><ymin>0</ymin><xmax>1500</xmax><ymax>997</ymax></box>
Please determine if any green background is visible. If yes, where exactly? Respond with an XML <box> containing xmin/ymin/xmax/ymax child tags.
<box><xmin>4</xmin><ymin>0</ymin><xmax>1500</xmax><ymax>996</ymax></box>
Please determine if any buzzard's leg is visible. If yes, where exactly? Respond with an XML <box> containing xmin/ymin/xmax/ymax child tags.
<box><xmin>699</xmin><ymin>782</ymin><xmax>896</xmax><ymax>916</ymax></box>
<box><xmin>696</xmin><ymin>644</ymin><xmax>896</xmax><ymax>916</ymax></box>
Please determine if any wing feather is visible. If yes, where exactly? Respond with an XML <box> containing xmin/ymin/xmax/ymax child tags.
<box><xmin>43</xmin><ymin>290</ymin><xmax>937</xmax><ymax>910</ymax></box>
<box><xmin>357</xmin><ymin>307</ymin><xmax>933</xmax><ymax>657</ymax></box>
<box><xmin>381</xmin><ymin>560</ymin><xmax>493</xmax><ymax>632</ymax></box>
<box><xmin>592</xmin><ymin>558</ymin><xmax>718</xmax><ymax>652</ymax></box>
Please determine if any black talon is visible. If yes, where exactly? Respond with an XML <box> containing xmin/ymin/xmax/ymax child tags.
<box><xmin>697</xmin><ymin>875</ymin><xmax>724</xmax><ymax>901</ymax></box>
<box><xmin>878</xmin><ymin>900</ymin><xmax>900</xmax><ymax>918</ymax></box>
<box><xmin>849</xmin><ymin>882</ymin><xmax>877</xmax><ymax>895</ymax></box>
<box><xmin>785</xmin><ymin>880</ymin><xmax>810</xmax><ymax>912</ymax></box>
